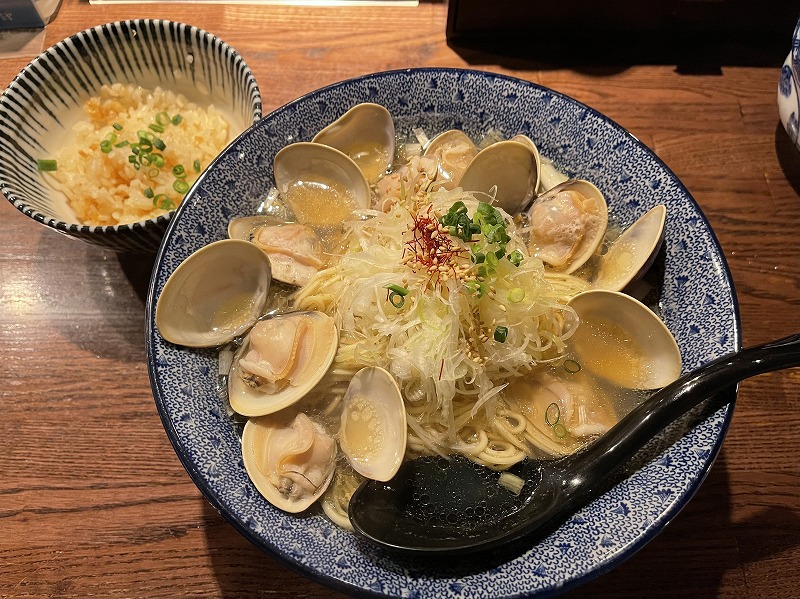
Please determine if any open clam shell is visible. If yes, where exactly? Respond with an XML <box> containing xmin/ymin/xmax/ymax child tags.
<box><xmin>339</xmin><ymin>367</ymin><xmax>407</xmax><ymax>482</ymax></box>
<box><xmin>568</xmin><ymin>289</ymin><xmax>682</xmax><ymax>390</ymax></box>
<box><xmin>273</xmin><ymin>142</ymin><xmax>370</xmax><ymax>228</ymax></box>
<box><xmin>242</xmin><ymin>411</ymin><xmax>337</xmax><ymax>513</ymax></box>
<box><xmin>228</xmin><ymin>216</ymin><xmax>325</xmax><ymax>287</ymax></box>
<box><xmin>228</xmin><ymin>311</ymin><xmax>339</xmax><ymax>417</ymax></box>
<box><xmin>155</xmin><ymin>239</ymin><xmax>272</xmax><ymax>348</ymax></box>
<box><xmin>592</xmin><ymin>205</ymin><xmax>667</xmax><ymax>292</ymax></box>
<box><xmin>422</xmin><ymin>129</ymin><xmax>478</xmax><ymax>190</ymax></box>
<box><xmin>459</xmin><ymin>140</ymin><xmax>540</xmax><ymax>215</ymax></box>
<box><xmin>526</xmin><ymin>179</ymin><xmax>609</xmax><ymax>274</ymax></box>
<box><xmin>312</xmin><ymin>103</ymin><xmax>396</xmax><ymax>184</ymax></box>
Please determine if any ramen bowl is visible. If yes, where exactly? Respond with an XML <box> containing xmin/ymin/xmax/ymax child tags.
<box><xmin>0</xmin><ymin>19</ymin><xmax>261</xmax><ymax>254</ymax></box>
<box><xmin>146</xmin><ymin>68</ymin><xmax>739</xmax><ymax>597</ymax></box>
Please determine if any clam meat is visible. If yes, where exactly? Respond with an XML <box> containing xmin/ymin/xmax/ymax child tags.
<box><xmin>228</xmin><ymin>311</ymin><xmax>338</xmax><ymax>416</ymax></box>
<box><xmin>505</xmin><ymin>372</ymin><xmax>618</xmax><ymax>456</ymax></box>
<box><xmin>422</xmin><ymin>129</ymin><xmax>478</xmax><ymax>190</ymax></box>
<box><xmin>229</xmin><ymin>216</ymin><xmax>325</xmax><ymax>287</ymax></box>
<box><xmin>526</xmin><ymin>179</ymin><xmax>608</xmax><ymax>273</ymax></box>
<box><xmin>242</xmin><ymin>411</ymin><xmax>337</xmax><ymax>513</ymax></box>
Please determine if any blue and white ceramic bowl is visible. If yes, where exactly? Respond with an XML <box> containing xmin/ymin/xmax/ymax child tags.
<box><xmin>778</xmin><ymin>16</ymin><xmax>800</xmax><ymax>147</ymax></box>
<box><xmin>146</xmin><ymin>68</ymin><xmax>739</xmax><ymax>597</ymax></box>
<box><xmin>0</xmin><ymin>19</ymin><xmax>261</xmax><ymax>254</ymax></box>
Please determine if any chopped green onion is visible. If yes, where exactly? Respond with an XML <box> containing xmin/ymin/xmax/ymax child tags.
<box><xmin>148</xmin><ymin>168</ymin><xmax>160</xmax><ymax>179</ymax></box>
<box><xmin>143</xmin><ymin>187</ymin><xmax>154</xmax><ymax>199</ymax></box>
<box><xmin>388</xmin><ymin>291</ymin><xmax>405</xmax><ymax>309</ymax></box>
<box><xmin>465</xmin><ymin>280</ymin><xmax>486</xmax><ymax>297</ymax></box>
<box><xmin>471</xmin><ymin>251</ymin><xmax>485</xmax><ymax>264</ymax></box>
<box><xmin>152</xmin><ymin>194</ymin><xmax>174</xmax><ymax>210</ymax></box>
<box><xmin>384</xmin><ymin>284</ymin><xmax>409</xmax><ymax>296</ymax></box>
<box><xmin>138</xmin><ymin>130</ymin><xmax>155</xmax><ymax>142</ymax></box>
<box><xmin>153</xmin><ymin>155</ymin><xmax>165</xmax><ymax>168</ymax></box>
<box><xmin>172</xmin><ymin>114</ymin><xmax>183</xmax><ymax>125</ymax></box>
<box><xmin>563</xmin><ymin>359</ymin><xmax>582</xmax><ymax>374</ymax></box>
<box><xmin>37</xmin><ymin>159</ymin><xmax>57</xmax><ymax>172</ymax></box>
<box><xmin>193</xmin><ymin>159</ymin><xmax>201</xmax><ymax>173</ymax></box>
<box><xmin>148</xmin><ymin>123</ymin><xmax>165</xmax><ymax>134</ymax></box>
<box><xmin>493</xmin><ymin>326</ymin><xmax>508</xmax><ymax>343</ymax></box>
<box><xmin>153</xmin><ymin>138</ymin><xmax>166</xmax><ymax>151</ymax></box>
<box><xmin>507</xmin><ymin>287</ymin><xmax>525</xmax><ymax>303</ymax></box>
<box><xmin>173</xmin><ymin>179</ymin><xmax>190</xmax><ymax>194</ymax></box>
<box><xmin>172</xmin><ymin>164</ymin><xmax>186</xmax><ymax>178</ymax></box>
<box><xmin>508</xmin><ymin>249</ymin><xmax>524</xmax><ymax>266</ymax></box>
<box><xmin>545</xmin><ymin>402</ymin><xmax>560</xmax><ymax>427</ymax></box>
<box><xmin>485</xmin><ymin>251</ymin><xmax>499</xmax><ymax>269</ymax></box>
<box><xmin>115</xmin><ymin>140</ymin><xmax>129</xmax><ymax>148</ymax></box>
<box><xmin>112</xmin><ymin>122</ymin><xmax>123</xmax><ymax>131</ymax></box>
<box><xmin>155</xmin><ymin>111</ymin><xmax>170</xmax><ymax>126</ymax></box>
<box><xmin>553</xmin><ymin>423</ymin><xmax>568</xmax><ymax>438</ymax></box>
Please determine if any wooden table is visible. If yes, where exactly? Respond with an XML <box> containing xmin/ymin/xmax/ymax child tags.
<box><xmin>2</xmin><ymin>1</ymin><xmax>799</xmax><ymax>597</ymax></box>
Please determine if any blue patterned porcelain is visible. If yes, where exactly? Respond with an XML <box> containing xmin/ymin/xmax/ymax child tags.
<box><xmin>778</xmin><ymin>16</ymin><xmax>800</xmax><ymax>147</ymax></box>
<box><xmin>0</xmin><ymin>19</ymin><xmax>262</xmax><ymax>253</ymax></box>
<box><xmin>146</xmin><ymin>68</ymin><xmax>740</xmax><ymax>598</ymax></box>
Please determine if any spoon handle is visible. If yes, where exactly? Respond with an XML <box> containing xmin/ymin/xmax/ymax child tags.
<box><xmin>563</xmin><ymin>333</ymin><xmax>800</xmax><ymax>497</ymax></box>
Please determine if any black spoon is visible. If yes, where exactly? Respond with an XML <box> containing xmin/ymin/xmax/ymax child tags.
<box><xmin>348</xmin><ymin>333</ymin><xmax>800</xmax><ymax>555</ymax></box>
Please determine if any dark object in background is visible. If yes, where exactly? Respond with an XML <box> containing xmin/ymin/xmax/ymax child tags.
<box><xmin>0</xmin><ymin>0</ymin><xmax>45</xmax><ymax>31</ymax></box>
<box><xmin>446</xmin><ymin>0</ymin><xmax>798</xmax><ymax>68</ymax></box>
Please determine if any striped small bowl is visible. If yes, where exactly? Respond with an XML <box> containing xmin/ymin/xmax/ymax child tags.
<box><xmin>0</xmin><ymin>19</ymin><xmax>262</xmax><ymax>254</ymax></box>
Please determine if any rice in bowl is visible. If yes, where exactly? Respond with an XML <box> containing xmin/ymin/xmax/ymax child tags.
<box><xmin>42</xmin><ymin>83</ymin><xmax>230</xmax><ymax>226</ymax></box>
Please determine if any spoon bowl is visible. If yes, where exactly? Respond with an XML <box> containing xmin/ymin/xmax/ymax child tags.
<box><xmin>349</xmin><ymin>333</ymin><xmax>800</xmax><ymax>555</ymax></box>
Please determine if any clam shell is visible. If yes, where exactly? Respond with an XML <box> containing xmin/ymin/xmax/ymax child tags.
<box><xmin>242</xmin><ymin>411</ymin><xmax>336</xmax><ymax>513</ymax></box>
<box><xmin>592</xmin><ymin>205</ymin><xmax>667</xmax><ymax>292</ymax></box>
<box><xmin>273</xmin><ymin>142</ymin><xmax>370</xmax><ymax>227</ymax></box>
<box><xmin>312</xmin><ymin>103</ymin><xmax>396</xmax><ymax>184</ymax></box>
<box><xmin>526</xmin><ymin>179</ymin><xmax>609</xmax><ymax>274</ymax></box>
<box><xmin>339</xmin><ymin>367</ymin><xmax>407</xmax><ymax>482</ymax></box>
<box><xmin>155</xmin><ymin>239</ymin><xmax>271</xmax><ymax>348</ymax></box>
<box><xmin>423</xmin><ymin>129</ymin><xmax>478</xmax><ymax>190</ymax></box>
<box><xmin>567</xmin><ymin>289</ymin><xmax>682</xmax><ymax>390</ymax></box>
<box><xmin>458</xmin><ymin>140</ymin><xmax>539</xmax><ymax>215</ymax></box>
<box><xmin>228</xmin><ymin>311</ymin><xmax>338</xmax><ymax>417</ymax></box>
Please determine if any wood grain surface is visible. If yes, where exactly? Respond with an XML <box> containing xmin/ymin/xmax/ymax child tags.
<box><xmin>1</xmin><ymin>1</ymin><xmax>799</xmax><ymax>597</ymax></box>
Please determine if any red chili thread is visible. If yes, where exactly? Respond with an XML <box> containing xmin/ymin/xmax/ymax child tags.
<box><xmin>402</xmin><ymin>205</ymin><xmax>466</xmax><ymax>290</ymax></box>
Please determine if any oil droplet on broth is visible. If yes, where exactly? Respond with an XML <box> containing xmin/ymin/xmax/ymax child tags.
<box><xmin>285</xmin><ymin>177</ymin><xmax>357</xmax><ymax>228</ymax></box>
<box><xmin>570</xmin><ymin>316</ymin><xmax>652</xmax><ymax>389</ymax></box>
<box><xmin>343</xmin><ymin>395</ymin><xmax>384</xmax><ymax>463</ymax></box>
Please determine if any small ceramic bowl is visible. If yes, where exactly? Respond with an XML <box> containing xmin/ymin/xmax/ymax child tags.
<box><xmin>778</xmin><ymin>16</ymin><xmax>800</xmax><ymax>147</ymax></box>
<box><xmin>0</xmin><ymin>19</ymin><xmax>262</xmax><ymax>253</ymax></box>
